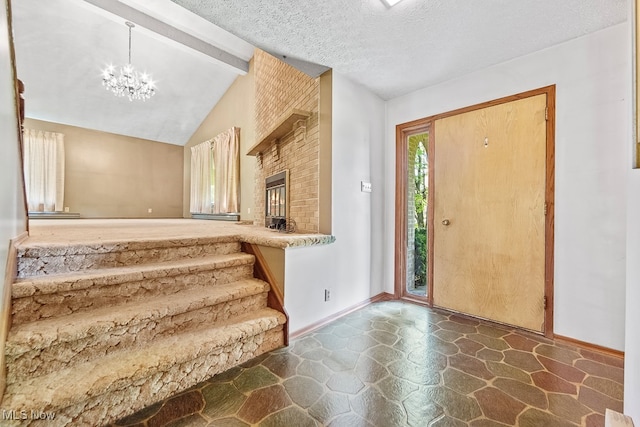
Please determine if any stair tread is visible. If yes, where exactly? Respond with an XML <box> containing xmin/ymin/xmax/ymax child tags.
<box><xmin>1</xmin><ymin>308</ymin><xmax>286</xmax><ymax>410</ymax></box>
<box><xmin>13</xmin><ymin>253</ymin><xmax>255</xmax><ymax>297</ymax></box>
<box><xmin>6</xmin><ymin>278</ymin><xmax>269</xmax><ymax>355</ymax></box>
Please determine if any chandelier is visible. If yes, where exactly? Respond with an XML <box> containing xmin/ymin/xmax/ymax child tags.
<box><xmin>102</xmin><ymin>21</ymin><xmax>156</xmax><ymax>101</ymax></box>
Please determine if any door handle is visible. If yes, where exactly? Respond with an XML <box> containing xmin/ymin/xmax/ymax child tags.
<box><xmin>442</xmin><ymin>219</ymin><xmax>451</xmax><ymax>226</ymax></box>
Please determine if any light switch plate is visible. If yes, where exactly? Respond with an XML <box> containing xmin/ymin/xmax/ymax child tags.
<box><xmin>361</xmin><ymin>181</ymin><xmax>372</xmax><ymax>193</ymax></box>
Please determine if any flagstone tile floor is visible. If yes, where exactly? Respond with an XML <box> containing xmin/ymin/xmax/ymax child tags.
<box><xmin>112</xmin><ymin>301</ymin><xmax>624</xmax><ymax>427</ymax></box>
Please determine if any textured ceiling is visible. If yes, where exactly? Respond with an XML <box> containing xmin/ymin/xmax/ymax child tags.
<box><xmin>173</xmin><ymin>0</ymin><xmax>627</xmax><ymax>100</ymax></box>
<box><xmin>12</xmin><ymin>0</ymin><xmax>627</xmax><ymax>145</ymax></box>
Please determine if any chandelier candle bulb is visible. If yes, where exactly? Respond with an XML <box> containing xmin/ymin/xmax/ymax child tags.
<box><xmin>102</xmin><ymin>21</ymin><xmax>156</xmax><ymax>101</ymax></box>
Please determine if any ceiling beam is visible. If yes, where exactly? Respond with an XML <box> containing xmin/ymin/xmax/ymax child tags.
<box><xmin>83</xmin><ymin>0</ymin><xmax>249</xmax><ymax>74</ymax></box>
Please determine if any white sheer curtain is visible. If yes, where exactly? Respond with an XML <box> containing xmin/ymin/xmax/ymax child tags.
<box><xmin>212</xmin><ymin>127</ymin><xmax>240</xmax><ymax>214</ymax></box>
<box><xmin>189</xmin><ymin>140</ymin><xmax>213</xmax><ymax>214</ymax></box>
<box><xmin>22</xmin><ymin>129</ymin><xmax>65</xmax><ymax>212</ymax></box>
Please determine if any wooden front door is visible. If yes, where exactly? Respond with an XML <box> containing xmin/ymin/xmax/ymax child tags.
<box><xmin>432</xmin><ymin>94</ymin><xmax>548</xmax><ymax>332</ymax></box>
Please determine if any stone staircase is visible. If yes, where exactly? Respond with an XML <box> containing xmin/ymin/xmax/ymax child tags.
<box><xmin>0</xmin><ymin>235</ymin><xmax>287</xmax><ymax>426</ymax></box>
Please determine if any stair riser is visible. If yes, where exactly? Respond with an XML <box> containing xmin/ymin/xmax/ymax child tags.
<box><xmin>17</xmin><ymin>242</ymin><xmax>242</xmax><ymax>278</ymax></box>
<box><xmin>12</xmin><ymin>264</ymin><xmax>254</xmax><ymax>325</ymax></box>
<box><xmin>6</xmin><ymin>293</ymin><xmax>268</xmax><ymax>384</ymax></box>
<box><xmin>8</xmin><ymin>326</ymin><xmax>284</xmax><ymax>427</ymax></box>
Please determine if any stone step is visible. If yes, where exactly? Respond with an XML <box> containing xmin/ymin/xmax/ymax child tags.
<box><xmin>0</xmin><ymin>308</ymin><xmax>286</xmax><ymax>427</ymax></box>
<box><xmin>5</xmin><ymin>278</ymin><xmax>270</xmax><ymax>385</ymax></box>
<box><xmin>16</xmin><ymin>235</ymin><xmax>243</xmax><ymax>278</ymax></box>
<box><xmin>12</xmin><ymin>253</ymin><xmax>256</xmax><ymax>325</ymax></box>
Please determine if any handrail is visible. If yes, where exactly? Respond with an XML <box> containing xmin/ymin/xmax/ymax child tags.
<box><xmin>241</xmin><ymin>243</ymin><xmax>289</xmax><ymax>346</ymax></box>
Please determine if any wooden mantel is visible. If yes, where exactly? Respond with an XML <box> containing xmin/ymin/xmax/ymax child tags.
<box><xmin>247</xmin><ymin>109</ymin><xmax>310</xmax><ymax>156</ymax></box>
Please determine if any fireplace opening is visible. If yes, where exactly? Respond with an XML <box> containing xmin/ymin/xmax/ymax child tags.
<box><xmin>265</xmin><ymin>170</ymin><xmax>288</xmax><ymax>230</ymax></box>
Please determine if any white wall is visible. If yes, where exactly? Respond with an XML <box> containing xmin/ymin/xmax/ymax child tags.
<box><xmin>0</xmin><ymin>0</ymin><xmax>27</xmax><ymax>280</ymax></box>
<box><xmin>625</xmin><ymin>0</ymin><xmax>640</xmax><ymax>418</ymax></box>
<box><xmin>284</xmin><ymin>72</ymin><xmax>385</xmax><ymax>333</ymax></box>
<box><xmin>385</xmin><ymin>24</ymin><xmax>629</xmax><ymax>351</ymax></box>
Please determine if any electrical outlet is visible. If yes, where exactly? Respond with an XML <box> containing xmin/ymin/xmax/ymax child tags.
<box><xmin>248</xmin><ymin>207</ymin><xmax>251</xmax><ymax>214</ymax></box>
<box><xmin>148</xmin><ymin>208</ymin><xmax>153</xmax><ymax>213</ymax></box>
<box><xmin>324</xmin><ymin>289</ymin><xmax>331</xmax><ymax>302</ymax></box>
<box><xmin>361</xmin><ymin>181</ymin><xmax>372</xmax><ymax>193</ymax></box>
<box><xmin>64</xmin><ymin>207</ymin><xmax>69</xmax><ymax>213</ymax></box>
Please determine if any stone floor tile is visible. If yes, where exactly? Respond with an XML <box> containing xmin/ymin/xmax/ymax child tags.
<box><xmin>531</xmin><ymin>371</ymin><xmax>578</xmax><ymax>394</ymax></box>
<box><xmin>492</xmin><ymin>377</ymin><xmax>548</xmax><ymax>409</ymax></box>
<box><xmin>354</xmin><ymin>355</ymin><xmax>389</xmax><ymax>383</ymax></box>
<box><xmin>365</xmin><ymin>344</ymin><xmax>405</xmax><ymax>365</ymax></box>
<box><xmin>433</xmin><ymin>329</ymin><xmax>465</xmax><ymax>343</ymax></box>
<box><xmin>466</xmin><ymin>333</ymin><xmax>510</xmax><ymax>351</ymax></box>
<box><xmin>448</xmin><ymin>353</ymin><xmax>495</xmax><ymax>380</ymax></box>
<box><xmin>283</xmin><ymin>376</ymin><xmax>324</xmax><ymax>408</ymax></box>
<box><xmin>259</xmin><ymin>406</ymin><xmax>319</xmax><ymax>427</ymax></box>
<box><xmin>547</xmin><ymin>393</ymin><xmax>592</xmax><ymax>424</ymax></box>
<box><xmin>425</xmin><ymin>386</ymin><xmax>483</xmax><ymax>422</ymax></box>
<box><xmin>469</xmin><ymin>419</ymin><xmax>511</xmax><ymax>427</ymax></box>
<box><xmin>323</xmin><ymin>349</ymin><xmax>361</xmax><ymax>372</ymax></box>
<box><xmin>350</xmin><ymin>387</ymin><xmax>407</xmax><ymax>426</ymax></box>
<box><xmin>313</xmin><ymin>333</ymin><xmax>350</xmax><ymax>351</ymax></box>
<box><xmin>579</xmin><ymin>348</ymin><xmax>624</xmax><ymax>369</ymax></box>
<box><xmin>455</xmin><ymin>337</ymin><xmax>485</xmax><ymax>356</ymax></box>
<box><xmin>206</xmin><ymin>418</ymin><xmax>250</xmax><ymax>427</ymax></box>
<box><xmin>308</xmin><ymin>392</ymin><xmax>351</xmax><ymax>424</ymax></box>
<box><xmin>371</xmin><ymin>320</ymin><xmax>399</xmax><ymax>333</ymax></box>
<box><xmin>165</xmin><ymin>413</ymin><xmax>208</xmax><ymax>427</ymax></box>
<box><xmin>403</xmin><ymin>397</ymin><xmax>443</xmax><ymax>427</ymax></box>
<box><xmin>476</xmin><ymin>324</ymin><xmax>511</xmax><ymax>338</ymax></box>
<box><xmin>201</xmin><ymin>383</ymin><xmax>246</xmax><ymax>420</ymax></box>
<box><xmin>407</xmin><ymin>346</ymin><xmax>448</xmax><ymax>369</ymax></box>
<box><xmin>537</xmin><ymin>355</ymin><xmax>586</xmax><ymax>383</ymax></box>
<box><xmin>388</xmin><ymin>358</ymin><xmax>441</xmax><ymax>385</ymax></box>
<box><xmin>474</xmin><ymin>387</ymin><xmax>526</xmax><ymax>425</ymax></box>
<box><xmin>233</xmin><ymin>365</ymin><xmax>279</xmax><ymax>393</ymax></box>
<box><xmin>114</xmin><ymin>301</ymin><xmax>622</xmax><ymax>427</ymax></box>
<box><xmin>503</xmin><ymin>333</ymin><xmax>540</xmax><ymax>352</ymax></box>
<box><xmin>290</xmin><ymin>336</ymin><xmax>322</xmax><ymax>356</ymax></box>
<box><xmin>146</xmin><ymin>390</ymin><xmax>204</xmax><ymax>427</ymax></box>
<box><xmin>517</xmin><ymin>408</ymin><xmax>579</xmax><ymax>427</ymax></box>
<box><xmin>297</xmin><ymin>359</ymin><xmax>332</xmax><ymax>383</ymax></box>
<box><xmin>438</xmin><ymin>320</ymin><xmax>478</xmax><ymax>334</ymax></box>
<box><xmin>346</xmin><ymin>335</ymin><xmax>380</xmax><ymax>352</ymax></box>
<box><xmin>443</xmin><ymin>368</ymin><xmax>487</xmax><ymax>394</ymax></box>
<box><xmin>448</xmin><ymin>314</ymin><xmax>480</xmax><ymax>327</ymax></box>
<box><xmin>426</xmin><ymin>335</ymin><xmax>460</xmax><ymax>355</ymax></box>
<box><xmin>430</xmin><ymin>415</ymin><xmax>468</xmax><ymax>427</ymax></box>
<box><xmin>535</xmin><ymin>344</ymin><xmax>582</xmax><ymax>365</ymax></box>
<box><xmin>476</xmin><ymin>348</ymin><xmax>504</xmax><ymax>362</ymax></box>
<box><xmin>262</xmin><ymin>352</ymin><xmax>301</xmax><ymax>379</ymax></box>
<box><xmin>343</xmin><ymin>317</ymin><xmax>373</xmax><ymax>331</ymax></box>
<box><xmin>574</xmin><ymin>359</ymin><xmax>625</xmax><ymax>384</ymax></box>
<box><xmin>578</xmin><ymin>385</ymin><xmax>624</xmax><ymax>414</ymax></box>
<box><xmin>503</xmin><ymin>349</ymin><xmax>544</xmax><ymax>372</ymax></box>
<box><xmin>485</xmin><ymin>361</ymin><xmax>532</xmax><ymax>383</ymax></box>
<box><xmin>367</xmin><ymin>329</ymin><xmax>399</xmax><ymax>346</ymax></box>
<box><xmin>326</xmin><ymin>372</ymin><xmax>365</xmax><ymax>394</ymax></box>
<box><xmin>236</xmin><ymin>384</ymin><xmax>292</xmax><ymax>424</ymax></box>
<box><xmin>585</xmin><ymin>413</ymin><xmax>606</xmax><ymax>427</ymax></box>
<box><xmin>326</xmin><ymin>413</ymin><xmax>374</xmax><ymax>427</ymax></box>
<box><xmin>583</xmin><ymin>375</ymin><xmax>624</xmax><ymax>400</ymax></box>
<box><xmin>378</xmin><ymin>376</ymin><xmax>419</xmax><ymax>400</ymax></box>
<box><xmin>332</xmin><ymin>323</ymin><xmax>362</xmax><ymax>338</ymax></box>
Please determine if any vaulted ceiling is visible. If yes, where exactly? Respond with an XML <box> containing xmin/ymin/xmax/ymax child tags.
<box><xmin>12</xmin><ymin>0</ymin><xmax>627</xmax><ymax>145</ymax></box>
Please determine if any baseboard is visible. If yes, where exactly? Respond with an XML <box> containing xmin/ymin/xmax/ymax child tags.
<box><xmin>554</xmin><ymin>334</ymin><xmax>624</xmax><ymax>359</ymax></box>
<box><xmin>0</xmin><ymin>231</ymin><xmax>27</xmax><ymax>401</ymax></box>
<box><xmin>289</xmin><ymin>292</ymin><xmax>395</xmax><ymax>340</ymax></box>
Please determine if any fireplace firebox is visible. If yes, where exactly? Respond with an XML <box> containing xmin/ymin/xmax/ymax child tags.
<box><xmin>265</xmin><ymin>170</ymin><xmax>289</xmax><ymax>230</ymax></box>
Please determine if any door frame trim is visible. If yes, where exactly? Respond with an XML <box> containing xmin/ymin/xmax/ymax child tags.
<box><xmin>394</xmin><ymin>85</ymin><xmax>556</xmax><ymax>337</ymax></box>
